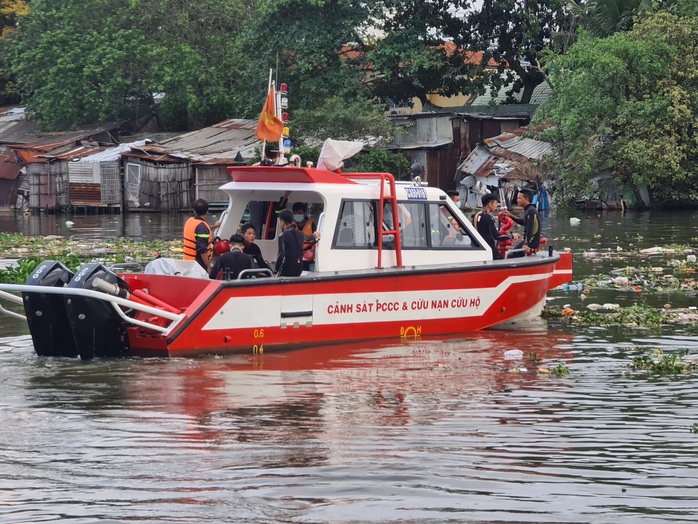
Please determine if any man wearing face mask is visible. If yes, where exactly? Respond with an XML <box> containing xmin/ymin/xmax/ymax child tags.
<box><xmin>291</xmin><ymin>202</ymin><xmax>318</xmax><ymax>270</ymax></box>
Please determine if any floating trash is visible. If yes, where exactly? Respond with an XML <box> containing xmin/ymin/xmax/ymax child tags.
<box><xmin>65</xmin><ymin>220</ymin><xmax>74</xmax><ymax>227</ymax></box>
<box><xmin>569</xmin><ymin>217</ymin><xmax>581</xmax><ymax>225</ymax></box>
<box><xmin>503</xmin><ymin>349</ymin><xmax>524</xmax><ymax>360</ymax></box>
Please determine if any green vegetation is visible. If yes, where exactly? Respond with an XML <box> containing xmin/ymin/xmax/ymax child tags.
<box><xmin>533</xmin><ymin>11</ymin><xmax>698</xmax><ymax>204</ymax></box>
<box><xmin>548</xmin><ymin>303</ymin><xmax>677</xmax><ymax>327</ymax></box>
<box><xmin>631</xmin><ymin>348</ymin><xmax>694</xmax><ymax>375</ymax></box>
<box><xmin>550</xmin><ymin>362</ymin><xmax>571</xmax><ymax>377</ymax></box>
<box><xmin>0</xmin><ymin>233</ymin><xmax>181</xmax><ymax>284</ymax></box>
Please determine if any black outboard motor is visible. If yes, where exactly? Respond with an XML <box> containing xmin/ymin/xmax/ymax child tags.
<box><xmin>23</xmin><ymin>260</ymin><xmax>77</xmax><ymax>357</ymax></box>
<box><xmin>64</xmin><ymin>263</ymin><xmax>131</xmax><ymax>360</ymax></box>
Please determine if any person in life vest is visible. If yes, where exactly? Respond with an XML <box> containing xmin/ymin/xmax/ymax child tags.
<box><xmin>183</xmin><ymin>199</ymin><xmax>221</xmax><ymax>272</ymax></box>
<box><xmin>502</xmin><ymin>188</ymin><xmax>541</xmax><ymax>257</ymax></box>
<box><xmin>291</xmin><ymin>202</ymin><xmax>318</xmax><ymax>270</ymax></box>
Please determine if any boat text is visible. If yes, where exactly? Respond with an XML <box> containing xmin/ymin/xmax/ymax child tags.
<box><xmin>327</xmin><ymin>296</ymin><xmax>481</xmax><ymax>315</ymax></box>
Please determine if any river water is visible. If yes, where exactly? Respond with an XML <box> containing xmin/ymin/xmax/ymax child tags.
<box><xmin>1</xmin><ymin>208</ymin><xmax>697</xmax><ymax>523</ymax></box>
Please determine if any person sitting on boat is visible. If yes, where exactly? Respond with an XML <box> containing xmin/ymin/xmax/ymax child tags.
<box><xmin>502</xmin><ymin>188</ymin><xmax>541</xmax><ymax>257</ymax></box>
<box><xmin>209</xmin><ymin>234</ymin><xmax>257</xmax><ymax>280</ymax></box>
<box><xmin>276</xmin><ymin>210</ymin><xmax>304</xmax><ymax>277</ymax></box>
<box><xmin>472</xmin><ymin>193</ymin><xmax>511</xmax><ymax>260</ymax></box>
<box><xmin>183</xmin><ymin>198</ymin><xmax>221</xmax><ymax>272</ymax></box>
<box><xmin>292</xmin><ymin>202</ymin><xmax>318</xmax><ymax>270</ymax></box>
<box><xmin>241</xmin><ymin>222</ymin><xmax>273</xmax><ymax>271</ymax></box>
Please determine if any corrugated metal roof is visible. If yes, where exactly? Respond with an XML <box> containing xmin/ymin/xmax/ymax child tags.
<box><xmin>77</xmin><ymin>140</ymin><xmax>149</xmax><ymax>163</ymax></box>
<box><xmin>151</xmin><ymin>118</ymin><xmax>259</xmax><ymax>161</ymax></box>
<box><xmin>0</xmin><ymin>121</ymin><xmax>119</xmax><ymax>150</ymax></box>
<box><xmin>484</xmin><ymin>132</ymin><xmax>553</xmax><ymax>160</ymax></box>
<box><xmin>40</xmin><ymin>145</ymin><xmax>107</xmax><ymax>162</ymax></box>
<box><xmin>470</xmin><ymin>77</ymin><xmax>552</xmax><ymax>106</ymax></box>
<box><xmin>457</xmin><ymin>128</ymin><xmax>553</xmax><ymax>182</ymax></box>
<box><xmin>456</xmin><ymin>144</ymin><xmax>493</xmax><ymax>174</ymax></box>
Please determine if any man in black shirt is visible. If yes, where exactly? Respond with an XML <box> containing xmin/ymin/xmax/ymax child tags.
<box><xmin>275</xmin><ymin>210</ymin><xmax>304</xmax><ymax>276</ymax></box>
<box><xmin>241</xmin><ymin>222</ymin><xmax>272</xmax><ymax>271</ymax></box>
<box><xmin>503</xmin><ymin>189</ymin><xmax>541</xmax><ymax>257</ymax></box>
<box><xmin>209</xmin><ymin>234</ymin><xmax>256</xmax><ymax>280</ymax></box>
<box><xmin>473</xmin><ymin>193</ymin><xmax>510</xmax><ymax>260</ymax></box>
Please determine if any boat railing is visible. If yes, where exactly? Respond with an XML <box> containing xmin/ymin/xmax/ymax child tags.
<box><xmin>343</xmin><ymin>173</ymin><xmax>403</xmax><ymax>269</ymax></box>
<box><xmin>0</xmin><ymin>283</ymin><xmax>186</xmax><ymax>336</ymax></box>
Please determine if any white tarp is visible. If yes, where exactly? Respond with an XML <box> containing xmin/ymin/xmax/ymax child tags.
<box><xmin>316</xmin><ymin>139</ymin><xmax>363</xmax><ymax>172</ymax></box>
<box><xmin>144</xmin><ymin>258</ymin><xmax>209</xmax><ymax>279</ymax></box>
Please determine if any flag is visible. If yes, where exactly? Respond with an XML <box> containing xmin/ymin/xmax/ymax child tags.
<box><xmin>254</xmin><ymin>87</ymin><xmax>284</xmax><ymax>142</ymax></box>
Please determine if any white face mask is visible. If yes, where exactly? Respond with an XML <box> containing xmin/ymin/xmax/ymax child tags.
<box><xmin>293</xmin><ymin>214</ymin><xmax>304</xmax><ymax>222</ymax></box>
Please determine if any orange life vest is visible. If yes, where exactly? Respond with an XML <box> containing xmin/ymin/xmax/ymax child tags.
<box><xmin>183</xmin><ymin>216</ymin><xmax>212</xmax><ymax>261</ymax></box>
<box><xmin>301</xmin><ymin>219</ymin><xmax>316</xmax><ymax>262</ymax></box>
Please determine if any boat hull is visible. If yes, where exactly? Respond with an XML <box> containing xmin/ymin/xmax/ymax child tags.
<box><xmin>125</xmin><ymin>252</ymin><xmax>572</xmax><ymax>358</ymax></box>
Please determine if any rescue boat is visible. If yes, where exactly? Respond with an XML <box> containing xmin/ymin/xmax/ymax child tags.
<box><xmin>0</xmin><ymin>156</ymin><xmax>572</xmax><ymax>359</ymax></box>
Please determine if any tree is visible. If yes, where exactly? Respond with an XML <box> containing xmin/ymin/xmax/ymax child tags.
<box><xmin>9</xmin><ymin>0</ymin><xmax>258</xmax><ymax>130</ymax></box>
<box><xmin>237</xmin><ymin>0</ymin><xmax>373</xmax><ymax>114</ymax></box>
<box><xmin>291</xmin><ymin>96</ymin><xmax>395</xmax><ymax>144</ymax></box>
<box><xmin>533</xmin><ymin>11</ymin><xmax>698</xmax><ymax>204</ymax></box>
<box><xmin>364</xmin><ymin>0</ymin><xmax>478</xmax><ymax>107</ymax></box>
<box><xmin>0</xmin><ymin>0</ymin><xmax>28</xmax><ymax>105</ymax></box>
<box><xmin>572</xmin><ymin>0</ymin><xmax>652</xmax><ymax>38</ymax></box>
<box><xmin>461</xmin><ymin>0</ymin><xmax>578</xmax><ymax>104</ymax></box>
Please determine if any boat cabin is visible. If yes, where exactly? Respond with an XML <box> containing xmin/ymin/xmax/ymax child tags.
<box><xmin>216</xmin><ymin>166</ymin><xmax>493</xmax><ymax>273</ymax></box>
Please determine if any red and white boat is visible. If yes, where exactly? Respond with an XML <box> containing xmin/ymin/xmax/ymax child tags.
<box><xmin>0</xmin><ymin>150</ymin><xmax>572</xmax><ymax>359</ymax></box>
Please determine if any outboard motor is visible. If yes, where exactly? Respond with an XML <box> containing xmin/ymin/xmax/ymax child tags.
<box><xmin>64</xmin><ymin>263</ymin><xmax>131</xmax><ymax>360</ymax></box>
<box><xmin>23</xmin><ymin>260</ymin><xmax>77</xmax><ymax>357</ymax></box>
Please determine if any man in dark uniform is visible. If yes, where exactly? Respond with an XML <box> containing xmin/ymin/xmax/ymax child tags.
<box><xmin>472</xmin><ymin>193</ymin><xmax>510</xmax><ymax>260</ymax></box>
<box><xmin>503</xmin><ymin>188</ymin><xmax>541</xmax><ymax>257</ymax></box>
<box><xmin>240</xmin><ymin>222</ymin><xmax>272</xmax><ymax>271</ymax></box>
<box><xmin>275</xmin><ymin>210</ymin><xmax>304</xmax><ymax>276</ymax></box>
<box><xmin>209</xmin><ymin>234</ymin><xmax>256</xmax><ymax>280</ymax></box>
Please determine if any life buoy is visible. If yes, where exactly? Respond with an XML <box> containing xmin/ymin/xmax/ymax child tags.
<box><xmin>497</xmin><ymin>212</ymin><xmax>514</xmax><ymax>258</ymax></box>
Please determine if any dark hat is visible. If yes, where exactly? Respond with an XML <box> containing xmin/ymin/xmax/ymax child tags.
<box><xmin>481</xmin><ymin>193</ymin><xmax>499</xmax><ymax>206</ymax></box>
<box><xmin>229</xmin><ymin>233</ymin><xmax>245</xmax><ymax>245</ymax></box>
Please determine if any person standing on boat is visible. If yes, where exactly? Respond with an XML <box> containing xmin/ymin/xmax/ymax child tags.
<box><xmin>472</xmin><ymin>194</ymin><xmax>510</xmax><ymax>260</ymax></box>
<box><xmin>183</xmin><ymin>199</ymin><xmax>221</xmax><ymax>272</ymax></box>
<box><xmin>503</xmin><ymin>189</ymin><xmax>541</xmax><ymax>257</ymax></box>
<box><xmin>276</xmin><ymin>210</ymin><xmax>304</xmax><ymax>276</ymax></box>
<box><xmin>292</xmin><ymin>202</ymin><xmax>317</xmax><ymax>270</ymax></box>
<box><xmin>241</xmin><ymin>222</ymin><xmax>272</xmax><ymax>271</ymax></box>
<box><xmin>209</xmin><ymin>234</ymin><xmax>256</xmax><ymax>280</ymax></box>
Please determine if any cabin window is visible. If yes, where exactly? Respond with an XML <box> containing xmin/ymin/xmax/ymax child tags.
<box><xmin>334</xmin><ymin>200</ymin><xmax>375</xmax><ymax>248</ymax></box>
<box><xmin>428</xmin><ymin>203</ymin><xmax>476</xmax><ymax>248</ymax></box>
<box><xmin>385</xmin><ymin>202</ymin><xmax>428</xmax><ymax>248</ymax></box>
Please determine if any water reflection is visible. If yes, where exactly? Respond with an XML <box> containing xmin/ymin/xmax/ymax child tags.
<box><xmin>1</xmin><ymin>326</ymin><xmax>698</xmax><ymax>522</ymax></box>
